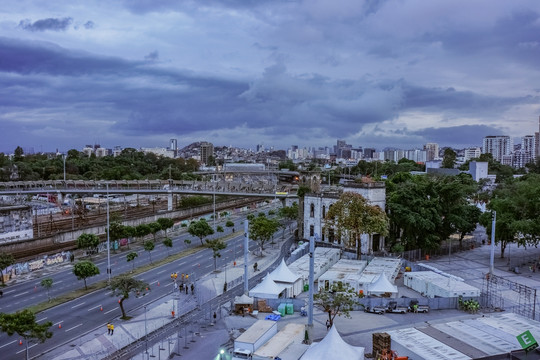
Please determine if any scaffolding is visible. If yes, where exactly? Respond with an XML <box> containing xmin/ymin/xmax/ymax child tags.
<box><xmin>481</xmin><ymin>273</ymin><xmax>538</xmax><ymax>320</ymax></box>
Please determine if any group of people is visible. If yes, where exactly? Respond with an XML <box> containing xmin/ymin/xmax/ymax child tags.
<box><xmin>173</xmin><ymin>279</ymin><xmax>195</xmax><ymax>295</ymax></box>
<box><xmin>106</xmin><ymin>322</ymin><xmax>114</xmax><ymax>335</ymax></box>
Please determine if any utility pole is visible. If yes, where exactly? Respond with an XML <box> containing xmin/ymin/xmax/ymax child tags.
<box><xmin>106</xmin><ymin>182</ymin><xmax>111</xmax><ymax>282</ymax></box>
<box><xmin>244</xmin><ymin>220</ymin><xmax>249</xmax><ymax>294</ymax></box>
<box><xmin>308</xmin><ymin>234</ymin><xmax>315</xmax><ymax>327</ymax></box>
<box><xmin>490</xmin><ymin>211</ymin><xmax>496</xmax><ymax>274</ymax></box>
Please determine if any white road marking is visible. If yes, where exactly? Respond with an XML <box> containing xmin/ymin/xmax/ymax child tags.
<box><xmin>105</xmin><ymin>308</ymin><xmax>118</xmax><ymax>315</ymax></box>
<box><xmin>65</xmin><ymin>323</ymin><xmax>83</xmax><ymax>332</ymax></box>
<box><xmin>37</xmin><ymin>317</ymin><xmax>48</xmax><ymax>322</ymax></box>
<box><xmin>13</xmin><ymin>291</ymin><xmax>29</xmax><ymax>298</ymax></box>
<box><xmin>88</xmin><ymin>305</ymin><xmax>102</xmax><ymax>312</ymax></box>
<box><xmin>71</xmin><ymin>301</ymin><xmax>86</xmax><ymax>309</ymax></box>
<box><xmin>17</xmin><ymin>343</ymin><xmax>37</xmax><ymax>354</ymax></box>
<box><xmin>0</xmin><ymin>340</ymin><xmax>16</xmax><ymax>349</ymax></box>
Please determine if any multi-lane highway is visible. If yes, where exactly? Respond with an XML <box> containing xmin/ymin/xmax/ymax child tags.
<box><xmin>0</xmin><ymin>212</ymin><xmax>275</xmax><ymax>360</ymax></box>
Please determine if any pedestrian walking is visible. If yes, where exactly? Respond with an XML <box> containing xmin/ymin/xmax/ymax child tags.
<box><xmin>107</xmin><ymin>322</ymin><xmax>111</xmax><ymax>335</ymax></box>
<box><xmin>0</xmin><ymin>290</ymin><xmax>3</xmax><ymax>297</ymax></box>
<box><xmin>110</xmin><ymin>323</ymin><xmax>114</xmax><ymax>335</ymax></box>
<box><xmin>326</xmin><ymin>320</ymin><xmax>330</xmax><ymax>330</ymax></box>
<box><xmin>191</xmin><ymin>283</ymin><xmax>194</xmax><ymax>295</ymax></box>
<box><xmin>174</xmin><ymin>282</ymin><xmax>178</xmax><ymax>291</ymax></box>
<box><xmin>213</xmin><ymin>312</ymin><xmax>217</xmax><ymax>322</ymax></box>
<box><xmin>185</xmin><ymin>285</ymin><xmax>188</xmax><ymax>294</ymax></box>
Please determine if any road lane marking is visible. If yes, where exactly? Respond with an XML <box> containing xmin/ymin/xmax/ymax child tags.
<box><xmin>105</xmin><ymin>308</ymin><xmax>118</xmax><ymax>315</ymax></box>
<box><xmin>17</xmin><ymin>343</ymin><xmax>37</xmax><ymax>354</ymax></box>
<box><xmin>157</xmin><ymin>269</ymin><xmax>167</xmax><ymax>274</ymax></box>
<box><xmin>13</xmin><ymin>291</ymin><xmax>29</xmax><ymax>298</ymax></box>
<box><xmin>88</xmin><ymin>305</ymin><xmax>102</xmax><ymax>312</ymax></box>
<box><xmin>37</xmin><ymin>317</ymin><xmax>48</xmax><ymax>322</ymax></box>
<box><xmin>65</xmin><ymin>323</ymin><xmax>83</xmax><ymax>332</ymax></box>
<box><xmin>53</xmin><ymin>321</ymin><xmax>63</xmax><ymax>326</ymax></box>
<box><xmin>0</xmin><ymin>340</ymin><xmax>16</xmax><ymax>349</ymax></box>
<box><xmin>71</xmin><ymin>302</ymin><xmax>86</xmax><ymax>309</ymax></box>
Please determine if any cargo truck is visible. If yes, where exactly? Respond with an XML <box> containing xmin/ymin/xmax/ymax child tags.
<box><xmin>252</xmin><ymin>323</ymin><xmax>306</xmax><ymax>360</ymax></box>
<box><xmin>232</xmin><ymin>320</ymin><xmax>278</xmax><ymax>360</ymax></box>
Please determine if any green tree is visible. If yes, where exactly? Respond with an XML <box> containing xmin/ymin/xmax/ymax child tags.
<box><xmin>441</xmin><ymin>148</ymin><xmax>457</xmax><ymax>168</ymax></box>
<box><xmin>249</xmin><ymin>216</ymin><xmax>280</xmax><ymax>255</ymax></box>
<box><xmin>455</xmin><ymin>205</ymin><xmax>482</xmax><ymax>249</ymax></box>
<box><xmin>480</xmin><ymin>174</ymin><xmax>540</xmax><ymax>258</ymax></box>
<box><xmin>225</xmin><ymin>220</ymin><xmax>235</xmax><ymax>230</ymax></box>
<box><xmin>0</xmin><ymin>252</ymin><xmax>15</xmax><ymax>285</ymax></box>
<box><xmin>325</xmin><ymin>192</ymin><xmax>388</xmax><ymax>258</ymax></box>
<box><xmin>126</xmin><ymin>252</ymin><xmax>138</xmax><ymax>272</ymax></box>
<box><xmin>148</xmin><ymin>222</ymin><xmax>162</xmax><ymax>242</ymax></box>
<box><xmin>162</xmin><ymin>237</ymin><xmax>173</xmax><ymax>256</ymax></box>
<box><xmin>0</xmin><ymin>309</ymin><xmax>53</xmax><ymax>360</ymax></box>
<box><xmin>157</xmin><ymin>218</ymin><xmax>174</xmax><ymax>237</ymax></box>
<box><xmin>205</xmin><ymin>239</ymin><xmax>227</xmax><ymax>271</ymax></box>
<box><xmin>76</xmin><ymin>233</ymin><xmax>100</xmax><ymax>256</ymax></box>
<box><xmin>109</xmin><ymin>275</ymin><xmax>149</xmax><ymax>319</ymax></box>
<box><xmin>14</xmin><ymin>146</ymin><xmax>24</xmax><ymax>162</ymax></box>
<box><xmin>143</xmin><ymin>240</ymin><xmax>155</xmax><ymax>263</ymax></box>
<box><xmin>314</xmin><ymin>283</ymin><xmax>359</xmax><ymax>328</ymax></box>
<box><xmin>188</xmin><ymin>219</ymin><xmax>214</xmax><ymax>245</ymax></box>
<box><xmin>40</xmin><ymin>278</ymin><xmax>53</xmax><ymax>302</ymax></box>
<box><xmin>135</xmin><ymin>223</ymin><xmax>151</xmax><ymax>242</ymax></box>
<box><xmin>216</xmin><ymin>225</ymin><xmax>224</xmax><ymax>233</ymax></box>
<box><xmin>72</xmin><ymin>261</ymin><xmax>100</xmax><ymax>290</ymax></box>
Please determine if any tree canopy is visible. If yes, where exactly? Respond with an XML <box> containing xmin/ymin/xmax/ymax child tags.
<box><xmin>314</xmin><ymin>283</ymin><xmax>359</xmax><ymax>327</ymax></box>
<box><xmin>109</xmin><ymin>275</ymin><xmax>149</xmax><ymax>319</ymax></box>
<box><xmin>480</xmin><ymin>174</ymin><xmax>540</xmax><ymax>258</ymax></box>
<box><xmin>76</xmin><ymin>233</ymin><xmax>100</xmax><ymax>255</ymax></box>
<box><xmin>205</xmin><ymin>238</ymin><xmax>227</xmax><ymax>271</ymax></box>
<box><xmin>0</xmin><ymin>309</ymin><xmax>53</xmax><ymax>359</ymax></box>
<box><xmin>72</xmin><ymin>261</ymin><xmax>100</xmax><ymax>290</ymax></box>
<box><xmin>188</xmin><ymin>219</ymin><xmax>214</xmax><ymax>245</ymax></box>
<box><xmin>249</xmin><ymin>216</ymin><xmax>280</xmax><ymax>254</ymax></box>
<box><xmin>0</xmin><ymin>252</ymin><xmax>15</xmax><ymax>285</ymax></box>
<box><xmin>325</xmin><ymin>192</ymin><xmax>388</xmax><ymax>258</ymax></box>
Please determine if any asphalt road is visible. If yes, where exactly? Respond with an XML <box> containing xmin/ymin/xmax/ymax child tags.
<box><xmin>0</xmin><ymin>209</ymin><xmax>279</xmax><ymax>360</ymax></box>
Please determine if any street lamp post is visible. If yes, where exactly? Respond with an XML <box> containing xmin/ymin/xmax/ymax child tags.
<box><xmin>144</xmin><ymin>305</ymin><xmax>148</xmax><ymax>358</ymax></box>
<box><xmin>63</xmin><ymin>154</ymin><xmax>66</xmax><ymax>182</ymax></box>
<box><xmin>106</xmin><ymin>183</ymin><xmax>111</xmax><ymax>282</ymax></box>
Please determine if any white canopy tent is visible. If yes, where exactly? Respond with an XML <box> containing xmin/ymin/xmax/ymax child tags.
<box><xmin>268</xmin><ymin>259</ymin><xmax>303</xmax><ymax>297</ymax></box>
<box><xmin>249</xmin><ymin>275</ymin><xmax>287</xmax><ymax>299</ymax></box>
<box><xmin>301</xmin><ymin>325</ymin><xmax>364</xmax><ymax>360</ymax></box>
<box><xmin>234</xmin><ymin>294</ymin><xmax>254</xmax><ymax>305</ymax></box>
<box><xmin>368</xmin><ymin>273</ymin><xmax>398</xmax><ymax>297</ymax></box>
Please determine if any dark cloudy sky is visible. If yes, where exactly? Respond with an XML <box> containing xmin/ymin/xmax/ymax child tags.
<box><xmin>1</xmin><ymin>0</ymin><xmax>540</xmax><ymax>154</ymax></box>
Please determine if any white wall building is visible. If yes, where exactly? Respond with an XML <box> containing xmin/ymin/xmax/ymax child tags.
<box><xmin>303</xmin><ymin>182</ymin><xmax>386</xmax><ymax>254</ymax></box>
<box><xmin>482</xmin><ymin>135</ymin><xmax>513</xmax><ymax>162</ymax></box>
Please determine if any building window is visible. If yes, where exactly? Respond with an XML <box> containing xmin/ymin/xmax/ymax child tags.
<box><xmin>310</xmin><ymin>225</ymin><xmax>314</xmax><ymax>237</ymax></box>
<box><xmin>328</xmin><ymin>228</ymin><xmax>335</xmax><ymax>243</ymax></box>
<box><xmin>310</xmin><ymin>203</ymin><xmax>315</xmax><ymax>217</ymax></box>
<box><xmin>322</xmin><ymin>205</ymin><xmax>326</xmax><ymax>218</ymax></box>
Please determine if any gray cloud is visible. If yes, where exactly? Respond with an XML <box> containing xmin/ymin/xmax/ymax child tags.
<box><xmin>83</xmin><ymin>21</ymin><xmax>95</xmax><ymax>29</ymax></box>
<box><xmin>19</xmin><ymin>17</ymin><xmax>73</xmax><ymax>32</ymax></box>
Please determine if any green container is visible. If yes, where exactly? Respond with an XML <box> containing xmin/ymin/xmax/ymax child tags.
<box><xmin>286</xmin><ymin>303</ymin><xmax>294</xmax><ymax>315</ymax></box>
<box><xmin>303</xmin><ymin>284</ymin><xmax>309</xmax><ymax>292</ymax></box>
<box><xmin>278</xmin><ymin>303</ymin><xmax>286</xmax><ymax>316</ymax></box>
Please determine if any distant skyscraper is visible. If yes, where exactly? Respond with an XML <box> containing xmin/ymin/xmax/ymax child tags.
<box><xmin>200</xmin><ymin>141</ymin><xmax>214</xmax><ymax>165</ymax></box>
<box><xmin>482</xmin><ymin>135</ymin><xmax>512</xmax><ymax>162</ymax></box>
<box><xmin>463</xmin><ymin>147</ymin><xmax>481</xmax><ymax>161</ymax></box>
<box><xmin>169</xmin><ymin>139</ymin><xmax>177</xmax><ymax>151</ymax></box>
<box><xmin>424</xmin><ymin>143</ymin><xmax>439</xmax><ymax>161</ymax></box>
<box><xmin>535</xmin><ymin>116</ymin><xmax>540</xmax><ymax>159</ymax></box>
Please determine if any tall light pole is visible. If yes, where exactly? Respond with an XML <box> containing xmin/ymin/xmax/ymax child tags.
<box><xmin>144</xmin><ymin>305</ymin><xmax>148</xmax><ymax>358</ymax></box>
<box><xmin>490</xmin><ymin>211</ymin><xmax>496</xmax><ymax>274</ymax></box>
<box><xmin>106</xmin><ymin>183</ymin><xmax>111</xmax><ymax>282</ymax></box>
<box><xmin>63</xmin><ymin>154</ymin><xmax>66</xmax><ymax>181</ymax></box>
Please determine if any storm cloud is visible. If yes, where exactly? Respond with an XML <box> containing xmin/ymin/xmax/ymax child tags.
<box><xmin>1</xmin><ymin>0</ymin><xmax>539</xmax><ymax>153</ymax></box>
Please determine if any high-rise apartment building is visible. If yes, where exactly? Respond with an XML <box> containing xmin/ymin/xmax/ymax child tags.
<box><xmin>482</xmin><ymin>136</ymin><xmax>512</xmax><ymax>162</ymax></box>
<box><xmin>200</xmin><ymin>141</ymin><xmax>214</xmax><ymax>165</ymax></box>
<box><xmin>424</xmin><ymin>143</ymin><xmax>439</xmax><ymax>161</ymax></box>
<box><xmin>463</xmin><ymin>147</ymin><xmax>481</xmax><ymax>161</ymax></box>
<box><xmin>535</xmin><ymin>116</ymin><xmax>540</xmax><ymax>159</ymax></box>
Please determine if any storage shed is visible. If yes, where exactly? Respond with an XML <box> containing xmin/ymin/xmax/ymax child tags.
<box><xmin>288</xmin><ymin>247</ymin><xmax>341</xmax><ymax>285</ymax></box>
<box><xmin>317</xmin><ymin>259</ymin><xmax>367</xmax><ymax>293</ymax></box>
<box><xmin>403</xmin><ymin>271</ymin><xmax>480</xmax><ymax>298</ymax></box>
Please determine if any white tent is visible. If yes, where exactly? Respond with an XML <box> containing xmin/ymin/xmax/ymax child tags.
<box><xmin>268</xmin><ymin>259</ymin><xmax>303</xmax><ymax>297</ymax></box>
<box><xmin>249</xmin><ymin>275</ymin><xmax>287</xmax><ymax>299</ymax></box>
<box><xmin>301</xmin><ymin>325</ymin><xmax>364</xmax><ymax>360</ymax></box>
<box><xmin>234</xmin><ymin>294</ymin><xmax>254</xmax><ymax>305</ymax></box>
<box><xmin>367</xmin><ymin>273</ymin><xmax>398</xmax><ymax>297</ymax></box>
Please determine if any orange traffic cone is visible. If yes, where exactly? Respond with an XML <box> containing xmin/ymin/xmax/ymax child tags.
<box><xmin>100</xmin><ymin>306</ymin><xmax>103</xmax><ymax>311</ymax></box>
<box><xmin>172</xmin><ymin>311</ymin><xmax>175</xmax><ymax>318</ymax></box>
<box><xmin>59</xmin><ymin>323</ymin><xmax>62</xmax><ymax>329</ymax></box>
<box><xmin>19</xmin><ymin>340</ymin><xmax>22</xmax><ymax>346</ymax></box>
<box><xmin>118</xmin><ymin>299</ymin><xmax>121</xmax><ymax>303</ymax></box>
<box><xmin>157</xmin><ymin>281</ymin><xmax>160</xmax><ymax>286</ymax></box>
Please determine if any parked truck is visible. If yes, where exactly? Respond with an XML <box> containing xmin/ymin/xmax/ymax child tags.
<box><xmin>252</xmin><ymin>323</ymin><xmax>307</xmax><ymax>360</ymax></box>
<box><xmin>408</xmin><ymin>299</ymin><xmax>430</xmax><ymax>313</ymax></box>
<box><xmin>386</xmin><ymin>301</ymin><xmax>408</xmax><ymax>314</ymax></box>
<box><xmin>232</xmin><ymin>320</ymin><xmax>278</xmax><ymax>360</ymax></box>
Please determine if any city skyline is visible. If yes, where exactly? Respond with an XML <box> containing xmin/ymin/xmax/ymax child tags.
<box><xmin>1</xmin><ymin>1</ymin><xmax>540</xmax><ymax>153</ymax></box>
